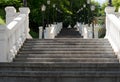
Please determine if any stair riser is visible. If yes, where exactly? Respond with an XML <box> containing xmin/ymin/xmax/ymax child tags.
<box><xmin>0</xmin><ymin>67</ymin><xmax>119</xmax><ymax>71</ymax></box>
<box><xmin>22</xmin><ymin>45</ymin><xmax>111</xmax><ymax>48</ymax></box>
<box><xmin>24</xmin><ymin>42</ymin><xmax>110</xmax><ymax>44</ymax></box>
<box><xmin>20</xmin><ymin>48</ymin><xmax>113</xmax><ymax>51</ymax></box>
<box><xmin>19</xmin><ymin>51</ymin><xmax>114</xmax><ymax>54</ymax></box>
<box><xmin>24</xmin><ymin>43</ymin><xmax>110</xmax><ymax>46</ymax></box>
<box><xmin>26</xmin><ymin>39</ymin><xmax>109</xmax><ymax>41</ymax></box>
<box><xmin>13</xmin><ymin>58</ymin><xmax>118</xmax><ymax>63</ymax></box>
<box><xmin>16</xmin><ymin>55</ymin><xmax>117</xmax><ymax>58</ymax></box>
<box><xmin>0</xmin><ymin>76</ymin><xmax>119</xmax><ymax>82</ymax></box>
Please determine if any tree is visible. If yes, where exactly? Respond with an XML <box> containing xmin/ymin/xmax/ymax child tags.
<box><xmin>112</xmin><ymin>0</ymin><xmax>120</xmax><ymax>11</ymax></box>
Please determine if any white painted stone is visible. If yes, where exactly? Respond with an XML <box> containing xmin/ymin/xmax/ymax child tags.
<box><xmin>39</xmin><ymin>26</ymin><xmax>43</xmax><ymax>39</ymax></box>
<box><xmin>5</xmin><ymin>6</ymin><xmax>18</xmax><ymax>24</ymax></box>
<box><xmin>0</xmin><ymin>6</ymin><xmax>30</xmax><ymax>62</ymax></box>
<box><xmin>105</xmin><ymin>7</ymin><xmax>120</xmax><ymax>61</ymax></box>
<box><xmin>105</xmin><ymin>7</ymin><xmax>115</xmax><ymax>14</ymax></box>
<box><xmin>44</xmin><ymin>22</ymin><xmax>63</xmax><ymax>39</ymax></box>
<box><xmin>19</xmin><ymin>7</ymin><xmax>32</xmax><ymax>39</ymax></box>
<box><xmin>0</xmin><ymin>25</ymin><xmax>8</xmax><ymax>62</ymax></box>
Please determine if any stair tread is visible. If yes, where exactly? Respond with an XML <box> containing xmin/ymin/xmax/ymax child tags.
<box><xmin>0</xmin><ymin>63</ymin><xmax>120</xmax><ymax>67</ymax></box>
<box><xmin>0</xmin><ymin>71</ymin><xmax>120</xmax><ymax>77</ymax></box>
<box><xmin>19</xmin><ymin>51</ymin><xmax>114</xmax><ymax>54</ymax></box>
<box><xmin>13</xmin><ymin>58</ymin><xmax>118</xmax><ymax>63</ymax></box>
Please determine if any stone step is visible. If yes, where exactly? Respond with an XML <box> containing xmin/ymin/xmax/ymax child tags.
<box><xmin>0</xmin><ymin>71</ymin><xmax>120</xmax><ymax>78</ymax></box>
<box><xmin>0</xmin><ymin>63</ymin><xmax>119</xmax><ymax>71</ymax></box>
<box><xmin>21</xmin><ymin>48</ymin><xmax>113</xmax><ymax>51</ymax></box>
<box><xmin>19</xmin><ymin>50</ymin><xmax>114</xmax><ymax>54</ymax></box>
<box><xmin>0</xmin><ymin>75</ymin><xmax>119</xmax><ymax>82</ymax></box>
<box><xmin>21</xmin><ymin>47</ymin><xmax>113</xmax><ymax>51</ymax></box>
<box><xmin>26</xmin><ymin>39</ymin><xmax>108</xmax><ymax>43</ymax></box>
<box><xmin>25</xmin><ymin>40</ymin><xmax>109</xmax><ymax>43</ymax></box>
<box><xmin>13</xmin><ymin>58</ymin><xmax>118</xmax><ymax>63</ymax></box>
<box><xmin>16</xmin><ymin>54</ymin><xmax>117</xmax><ymax>58</ymax></box>
<box><xmin>24</xmin><ymin>42</ymin><xmax>110</xmax><ymax>45</ymax></box>
<box><xmin>22</xmin><ymin>45</ymin><xmax>111</xmax><ymax>48</ymax></box>
<box><xmin>26</xmin><ymin>38</ymin><xmax>108</xmax><ymax>41</ymax></box>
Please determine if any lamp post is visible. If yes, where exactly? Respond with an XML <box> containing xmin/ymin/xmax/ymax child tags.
<box><xmin>87</xmin><ymin>0</ymin><xmax>90</xmax><ymax>25</ymax></box>
<box><xmin>53</xmin><ymin>4</ymin><xmax>56</xmax><ymax>24</ymax></box>
<box><xmin>83</xmin><ymin>4</ymin><xmax>86</xmax><ymax>24</ymax></box>
<box><xmin>108</xmin><ymin>0</ymin><xmax>112</xmax><ymax>6</ymax></box>
<box><xmin>23</xmin><ymin>0</ymin><xmax>27</xmax><ymax>7</ymax></box>
<box><xmin>91</xmin><ymin>5</ymin><xmax>95</xmax><ymax>38</ymax></box>
<box><xmin>41</xmin><ymin>4</ymin><xmax>46</xmax><ymax>38</ymax></box>
<box><xmin>87</xmin><ymin>0</ymin><xmax>90</xmax><ymax>4</ymax></box>
<box><xmin>47</xmin><ymin>0</ymin><xmax>50</xmax><ymax>26</ymax></box>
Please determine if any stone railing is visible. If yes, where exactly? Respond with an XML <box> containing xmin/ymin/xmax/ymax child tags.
<box><xmin>0</xmin><ymin>6</ymin><xmax>30</xmax><ymax>62</ymax></box>
<box><xmin>76</xmin><ymin>23</ymin><xmax>93</xmax><ymax>39</ymax></box>
<box><xmin>105</xmin><ymin>7</ymin><xmax>120</xmax><ymax>61</ymax></box>
<box><xmin>39</xmin><ymin>22</ymin><xmax>62</xmax><ymax>39</ymax></box>
<box><xmin>76</xmin><ymin>22</ymin><xmax>83</xmax><ymax>35</ymax></box>
<box><xmin>77</xmin><ymin>22</ymin><xmax>102</xmax><ymax>39</ymax></box>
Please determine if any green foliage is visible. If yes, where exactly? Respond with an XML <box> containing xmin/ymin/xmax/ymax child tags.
<box><xmin>0</xmin><ymin>0</ymin><xmax>22</xmax><ymax>8</ymax></box>
<box><xmin>0</xmin><ymin>17</ymin><xmax>5</xmax><ymax>25</ymax></box>
<box><xmin>0</xmin><ymin>8</ymin><xmax>5</xmax><ymax>24</ymax></box>
<box><xmin>29</xmin><ymin>29</ymin><xmax>39</xmax><ymax>38</ymax></box>
<box><xmin>0</xmin><ymin>0</ymin><xmax>102</xmax><ymax>38</ymax></box>
<box><xmin>98</xmin><ymin>27</ymin><xmax>106</xmax><ymax>38</ymax></box>
<box><xmin>113</xmin><ymin>0</ymin><xmax>120</xmax><ymax>11</ymax></box>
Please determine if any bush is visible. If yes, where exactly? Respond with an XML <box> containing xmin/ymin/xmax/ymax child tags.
<box><xmin>98</xmin><ymin>27</ymin><xmax>106</xmax><ymax>38</ymax></box>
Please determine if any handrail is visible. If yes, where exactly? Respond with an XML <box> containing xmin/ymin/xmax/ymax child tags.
<box><xmin>0</xmin><ymin>6</ymin><xmax>30</xmax><ymax>62</ymax></box>
<box><xmin>105</xmin><ymin>7</ymin><xmax>120</xmax><ymax>61</ymax></box>
<box><xmin>44</xmin><ymin>22</ymin><xmax>63</xmax><ymax>39</ymax></box>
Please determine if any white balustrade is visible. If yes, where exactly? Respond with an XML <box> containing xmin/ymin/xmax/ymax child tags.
<box><xmin>0</xmin><ymin>6</ymin><xmax>30</xmax><ymax>62</ymax></box>
<box><xmin>39</xmin><ymin>26</ymin><xmax>43</xmax><ymax>39</ymax></box>
<box><xmin>105</xmin><ymin>7</ymin><xmax>120</xmax><ymax>61</ymax></box>
<box><xmin>76</xmin><ymin>22</ymin><xmax>83</xmax><ymax>35</ymax></box>
<box><xmin>78</xmin><ymin>22</ymin><xmax>100</xmax><ymax>39</ymax></box>
<box><xmin>44</xmin><ymin>22</ymin><xmax>63</xmax><ymax>39</ymax></box>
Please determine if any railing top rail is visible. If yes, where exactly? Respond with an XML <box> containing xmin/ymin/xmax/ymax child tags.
<box><xmin>7</xmin><ymin>14</ymin><xmax>26</xmax><ymax>30</ymax></box>
<box><xmin>107</xmin><ymin>14</ymin><xmax>120</xmax><ymax>31</ymax></box>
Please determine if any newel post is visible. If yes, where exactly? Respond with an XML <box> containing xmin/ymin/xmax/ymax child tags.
<box><xmin>5</xmin><ymin>6</ymin><xmax>18</xmax><ymax>25</ymax></box>
<box><xmin>0</xmin><ymin>25</ymin><xmax>8</xmax><ymax>62</ymax></box>
<box><xmin>19</xmin><ymin>7</ymin><xmax>31</xmax><ymax>39</ymax></box>
<box><xmin>104</xmin><ymin>7</ymin><xmax>115</xmax><ymax>38</ymax></box>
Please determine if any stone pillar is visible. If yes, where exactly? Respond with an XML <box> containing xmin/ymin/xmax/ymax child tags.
<box><xmin>105</xmin><ymin>7</ymin><xmax>115</xmax><ymax>38</ymax></box>
<box><xmin>39</xmin><ymin>26</ymin><xmax>43</xmax><ymax>39</ymax></box>
<box><xmin>5</xmin><ymin>6</ymin><xmax>17</xmax><ymax>24</ymax></box>
<box><xmin>0</xmin><ymin>25</ymin><xmax>8</xmax><ymax>62</ymax></box>
<box><xmin>19</xmin><ymin>7</ymin><xmax>31</xmax><ymax>39</ymax></box>
<box><xmin>105</xmin><ymin>7</ymin><xmax>115</xmax><ymax>14</ymax></box>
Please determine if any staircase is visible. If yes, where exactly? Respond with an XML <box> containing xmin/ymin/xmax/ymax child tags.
<box><xmin>56</xmin><ymin>28</ymin><xmax>82</xmax><ymax>38</ymax></box>
<box><xmin>0</xmin><ymin>38</ymin><xmax>120</xmax><ymax>82</ymax></box>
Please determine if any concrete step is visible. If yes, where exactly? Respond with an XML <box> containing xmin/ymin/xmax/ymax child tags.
<box><xmin>21</xmin><ymin>47</ymin><xmax>113</xmax><ymax>51</ymax></box>
<box><xmin>0</xmin><ymin>70</ymin><xmax>120</xmax><ymax>78</ymax></box>
<box><xmin>13</xmin><ymin>58</ymin><xmax>118</xmax><ymax>63</ymax></box>
<box><xmin>0</xmin><ymin>63</ymin><xmax>120</xmax><ymax>71</ymax></box>
<box><xmin>26</xmin><ymin>39</ymin><xmax>108</xmax><ymax>43</ymax></box>
<box><xmin>0</xmin><ymin>75</ymin><xmax>119</xmax><ymax>82</ymax></box>
<box><xmin>0</xmin><ymin>75</ymin><xmax>120</xmax><ymax>82</ymax></box>
<box><xmin>22</xmin><ymin>45</ymin><xmax>111</xmax><ymax>48</ymax></box>
<box><xmin>16</xmin><ymin>54</ymin><xmax>117</xmax><ymax>58</ymax></box>
<box><xmin>19</xmin><ymin>50</ymin><xmax>114</xmax><ymax>54</ymax></box>
<box><xmin>27</xmin><ymin>38</ymin><xmax>108</xmax><ymax>40</ymax></box>
<box><xmin>24</xmin><ymin>42</ymin><xmax>110</xmax><ymax>45</ymax></box>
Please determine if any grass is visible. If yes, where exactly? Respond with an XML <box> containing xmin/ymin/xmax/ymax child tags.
<box><xmin>0</xmin><ymin>8</ymin><xmax>5</xmax><ymax>25</ymax></box>
<box><xmin>0</xmin><ymin>17</ymin><xmax>5</xmax><ymax>25</ymax></box>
